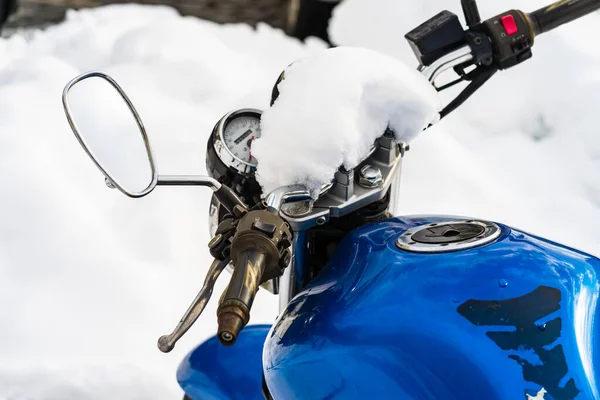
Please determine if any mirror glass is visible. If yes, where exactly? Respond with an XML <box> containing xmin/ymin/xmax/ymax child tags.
<box><xmin>63</xmin><ymin>73</ymin><xmax>157</xmax><ymax>196</ymax></box>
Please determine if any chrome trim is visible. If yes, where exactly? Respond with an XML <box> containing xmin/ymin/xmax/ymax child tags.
<box><xmin>279</xmin><ymin>231</ymin><xmax>307</xmax><ymax>312</ymax></box>
<box><xmin>212</xmin><ymin>108</ymin><xmax>263</xmax><ymax>175</ymax></box>
<box><xmin>418</xmin><ymin>46</ymin><xmax>474</xmax><ymax>85</ymax></box>
<box><xmin>265</xmin><ymin>185</ymin><xmax>314</xmax><ymax>212</ymax></box>
<box><xmin>62</xmin><ymin>71</ymin><xmax>159</xmax><ymax>198</ymax></box>
<box><xmin>265</xmin><ymin>181</ymin><xmax>335</xmax><ymax>212</ymax></box>
<box><xmin>395</xmin><ymin>220</ymin><xmax>501</xmax><ymax>253</ymax></box>
<box><xmin>157</xmin><ymin>175</ymin><xmax>221</xmax><ymax>190</ymax></box>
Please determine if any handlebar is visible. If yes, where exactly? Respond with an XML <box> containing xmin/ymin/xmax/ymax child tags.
<box><xmin>529</xmin><ymin>0</ymin><xmax>600</xmax><ymax>35</ymax></box>
<box><xmin>407</xmin><ymin>0</ymin><xmax>600</xmax><ymax>119</ymax></box>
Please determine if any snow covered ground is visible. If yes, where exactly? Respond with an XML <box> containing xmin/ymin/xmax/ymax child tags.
<box><xmin>0</xmin><ymin>1</ymin><xmax>598</xmax><ymax>398</ymax></box>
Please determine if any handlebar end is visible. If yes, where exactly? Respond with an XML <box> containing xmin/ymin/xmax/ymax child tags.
<box><xmin>217</xmin><ymin>300</ymin><xmax>250</xmax><ymax>346</ymax></box>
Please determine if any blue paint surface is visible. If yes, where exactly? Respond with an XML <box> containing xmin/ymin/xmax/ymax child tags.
<box><xmin>177</xmin><ymin>324</ymin><xmax>270</xmax><ymax>400</ymax></box>
<box><xmin>262</xmin><ymin>215</ymin><xmax>600</xmax><ymax>400</ymax></box>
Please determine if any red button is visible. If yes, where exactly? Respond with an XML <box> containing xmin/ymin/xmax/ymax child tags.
<box><xmin>500</xmin><ymin>15</ymin><xmax>518</xmax><ymax>35</ymax></box>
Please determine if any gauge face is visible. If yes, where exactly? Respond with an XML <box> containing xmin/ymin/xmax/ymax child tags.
<box><xmin>222</xmin><ymin>114</ymin><xmax>262</xmax><ymax>167</ymax></box>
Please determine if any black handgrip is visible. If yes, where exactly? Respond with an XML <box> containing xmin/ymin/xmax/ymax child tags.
<box><xmin>529</xmin><ymin>0</ymin><xmax>600</xmax><ymax>35</ymax></box>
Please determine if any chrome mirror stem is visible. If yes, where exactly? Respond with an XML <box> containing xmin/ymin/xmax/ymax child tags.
<box><xmin>157</xmin><ymin>175</ymin><xmax>222</xmax><ymax>191</ymax></box>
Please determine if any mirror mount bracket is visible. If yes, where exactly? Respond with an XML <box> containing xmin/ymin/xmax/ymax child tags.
<box><xmin>157</xmin><ymin>175</ymin><xmax>247</xmax><ymax>216</ymax></box>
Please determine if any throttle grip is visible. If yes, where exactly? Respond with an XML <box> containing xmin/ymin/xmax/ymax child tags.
<box><xmin>217</xmin><ymin>249</ymin><xmax>267</xmax><ymax>345</ymax></box>
<box><xmin>216</xmin><ymin>209</ymin><xmax>292</xmax><ymax>346</ymax></box>
<box><xmin>528</xmin><ymin>0</ymin><xmax>600</xmax><ymax>36</ymax></box>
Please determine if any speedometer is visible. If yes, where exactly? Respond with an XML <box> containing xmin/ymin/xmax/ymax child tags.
<box><xmin>222</xmin><ymin>114</ymin><xmax>261</xmax><ymax>166</ymax></box>
<box><xmin>207</xmin><ymin>108</ymin><xmax>264</xmax><ymax>183</ymax></box>
<box><xmin>209</xmin><ymin>109</ymin><xmax>262</xmax><ymax>176</ymax></box>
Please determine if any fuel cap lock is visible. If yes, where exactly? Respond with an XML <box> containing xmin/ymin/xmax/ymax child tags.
<box><xmin>396</xmin><ymin>220</ymin><xmax>501</xmax><ymax>253</ymax></box>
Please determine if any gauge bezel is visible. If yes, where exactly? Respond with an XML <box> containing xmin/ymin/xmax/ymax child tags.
<box><xmin>212</xmin><ymin>108</ymin><xmax>262</xmax><ymax>176</ymax></box>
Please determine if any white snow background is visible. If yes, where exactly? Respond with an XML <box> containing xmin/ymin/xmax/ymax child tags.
<box><xmin>0</xmin><ymin>0</ymin><xmax>598</xmax><ymax>398</ymax></box>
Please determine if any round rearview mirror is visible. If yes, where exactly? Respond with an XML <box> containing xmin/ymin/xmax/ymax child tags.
<box><xmin>62</xmin><ymin>72</ymin><xmax>158</xmax><ymax>197</ymax></box>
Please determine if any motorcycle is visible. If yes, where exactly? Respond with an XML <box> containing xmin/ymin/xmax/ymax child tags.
<box><xmin>61</xmin><ymin>0</ymin><xmax>600</xmax><ymax>399</ymax></box>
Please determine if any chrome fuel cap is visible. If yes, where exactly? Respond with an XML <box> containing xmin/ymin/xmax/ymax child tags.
<box><xmin>396</xmin><ymin>220</ymin><xmax>501</xmax><ymax>253</ymax></box>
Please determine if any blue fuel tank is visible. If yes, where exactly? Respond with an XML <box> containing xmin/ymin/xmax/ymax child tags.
<box><xmin>263</xmin><ymin>215</ymin><xmax>600</xmax><ymax>400</ymax></box>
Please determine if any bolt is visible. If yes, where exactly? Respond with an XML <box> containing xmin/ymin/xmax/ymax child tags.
<box><xmin>208</xmin><ymin>234</ymin><xmax>223</xmax><ymax>249</ymax></box>
<box><xmin>316</xmin><ymin>216</ymin><xmax>326</xmax><ymax>225</ymax></box>
<box><xmin>104</xmin><ymin>177</ymin><xmax>116</xmax><ymax>189</ymax></box>
<box><xmin>473</xmin><ymin>36</ymin><xmax>482</xmax><ymax>45</ymax></box>
<box><xmin>358</xmin><ymin>165</ymin><xmax>383</xmax><ymax>188</ymax></box>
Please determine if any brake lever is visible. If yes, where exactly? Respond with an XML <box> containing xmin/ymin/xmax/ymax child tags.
<box><xmin>157</xmin><ymin>257</ymin><xmax>230</xmax><ymax>353</ymax></box>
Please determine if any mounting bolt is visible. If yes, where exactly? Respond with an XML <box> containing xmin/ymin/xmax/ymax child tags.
<box><xmin>358</xmin><ymin>165</ymin><xmax>383</xmax><ymax>188</ymax></box>
<box><xmin>316</xmin><ymin>216</ymin><xmax>327</xmax><ymax>225</ymax></box>
<box><xmin>104</xmin><ymin>177</ymin><xmax>116</xmax><ymax>189</ymax></box>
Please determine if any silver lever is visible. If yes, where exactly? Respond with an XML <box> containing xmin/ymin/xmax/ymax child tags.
<box><xmin>157</xmin><ymin>257</ymin><xmax>229</xmax><ymax>353</ymax></box>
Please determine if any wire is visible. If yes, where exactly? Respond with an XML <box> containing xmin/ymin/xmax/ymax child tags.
<box><xmin>439</xmin><ymin>65</ymin><xmax>498</xmax><ymax>119</ymax></box>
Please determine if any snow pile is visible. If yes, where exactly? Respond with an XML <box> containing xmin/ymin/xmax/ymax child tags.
<box><xmin>253</xmin><ymin>46</ymin><xmax>440</xmax><ymax>196</ymax></box>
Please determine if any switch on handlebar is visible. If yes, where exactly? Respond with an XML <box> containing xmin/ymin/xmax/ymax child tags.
<box><xmin>482</xmin><ymin>10</ymin><xmax>534</xmax><ymax>70</ymax></box>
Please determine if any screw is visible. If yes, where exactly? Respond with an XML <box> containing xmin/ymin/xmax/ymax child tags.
<box><xmin>473</xmin><ymin>36</ymin><xmax>482</xmax><ymax>45</ymax></box>
<box><xmin>316</xmin><ymin>216</ymin><xmax>326</xmax><ymax>225</ymax></box>
<box><xmin>104</xmin><ymin>177</ymin><xmax>116</xmax><ymax>189</ymax></box>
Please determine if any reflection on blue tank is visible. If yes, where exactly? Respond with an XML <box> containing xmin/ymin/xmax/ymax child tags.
<box><xmin>177</xmin><ymin>324</ymin><xmax>270</xmax><ymax>400</ymax></box>
<box><xmin>263</xmin><ymin>215</ymin><xmax>600</xmax><ymax>400</ymax></box>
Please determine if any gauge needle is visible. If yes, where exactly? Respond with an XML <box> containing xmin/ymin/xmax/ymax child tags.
<box><xmin>248</xmin><ymin>136</ymin><xmax>254</xmax><ymax>162</ymax></box>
